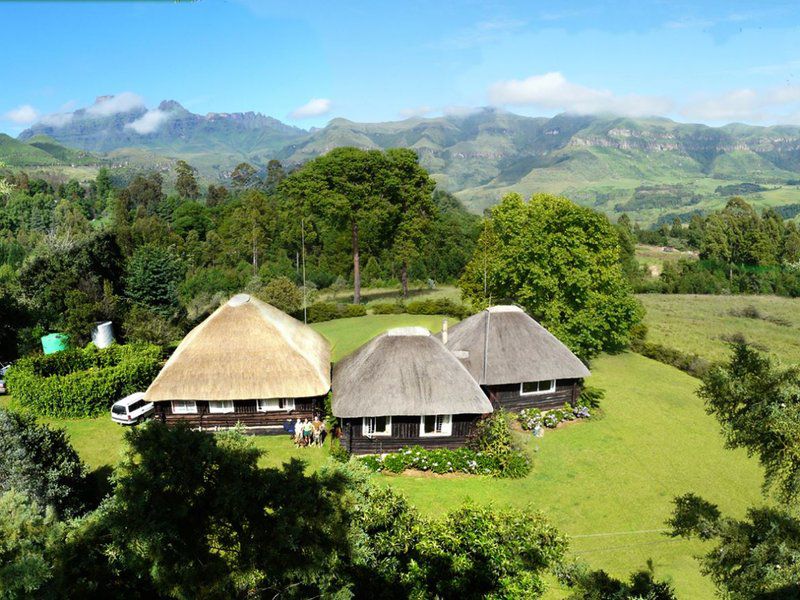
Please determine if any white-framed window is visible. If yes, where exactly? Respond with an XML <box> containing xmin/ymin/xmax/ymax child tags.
<box><xmin>209</xmin><ymin>400</ymin><xmax>235</xmax><ymax>414</ymax></box>
<box><xmin>257</xmin><ymin>398</ymin><xmax>296</xmax><ymax>412</ymax></box>
<box><xmin>520</xmin><ymin>380</ymin><xmax>556</xmax><ymax>395</ymax></box>
<box><xmin>171</xmin><ymin>400</ymin><xmax>197</xmax><ymax>414</ymax></box>
<box><xmin>420</xmin><ymin>414</ymin><xmax>452</xmax><ymax>437</ymax></box>
<box><xmin>363</xmin><ymin>416</ymin><xmax>391</xmax><ymax>437</ymax></box>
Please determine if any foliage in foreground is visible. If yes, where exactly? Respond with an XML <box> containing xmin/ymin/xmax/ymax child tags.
<box><xmin>668</xmin><ymin>343</ymin><xmax>800</xmax><ymax>599</ymax></box>
<box><xmin>6</xmin><ymin>422</ymin><xmax>568</xmax><ymax>599</ymax></box>
<box><xmin>5</xmin><ymin>342</ymin><xmax>162</xmax><ymax>418</ymax></box>
<box><xmin>559</xmin><ymin>560</ymin><xmax>677</xmax><ymax>600</ymax></box>
<box><xmin>0</xmin><ymin>409</ymin><xmax>87</xmax><ymax>517</ymax></box>
<box><xmin>361</xmin><ymin>411</ymin><xmax>531</xmax><ymax>478</ymax></box>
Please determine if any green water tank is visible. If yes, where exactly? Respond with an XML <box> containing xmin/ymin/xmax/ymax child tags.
<box><xmin>41</xmin><ymin>333</ymin><xmax>69</xmax><ymax>355</ymax></box>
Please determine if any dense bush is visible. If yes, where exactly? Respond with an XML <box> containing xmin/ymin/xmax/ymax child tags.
<box><xmin>0</xmin><ymin>409</ymin><xmax>87</xmax><ymax>517</ymax></box>
<box><xmin>468</xmin><ymin>409</ymin><xmax>532</xmax><ymax>478</ymax></box>
<box><xmin>303</xmin><ymin>301</ymin><xmax>367</xmax><ymax>323</ymax></box>
<box><xmin>6</xmin><ymin>343</ymin><xmax>163</xmax><ymax>418</ymax></box>
<box><xmin>406</xmin><ymin>297</ymin><xmax>472</xmax><ymax>319</ymax></box>
<box><xmin>370</xmin><ymin>301</ymin><xmax>406</xmax><ymax>314</ymax></box>
<box><xmin>631</xmin><ymin>338</ymin><xmax>713</xmax><ymax>379</ymax></box>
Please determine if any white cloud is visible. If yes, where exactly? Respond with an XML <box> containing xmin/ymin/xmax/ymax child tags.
<box><xmin>3</xmin><ymin>104</ymin><xmax>39</xmax><ymax>124</ymax></box>
<box><xmin>399</xmin><ymin>105</ymin><xmax>433</xmax><ymax>119</ymax></box>
<box><xmin>681</xmin><ymin>85</ymin><xmax>800</xmax><ymax>123</ymax></box>
<box><xmin>288</xmin><ymin>98</ymin><xmax>332</xmax><ymax>119</ymax></box>
<box><xmin>125</xmin><ymin>109</ymin><xmax>170</xmax><ymax>134</ymax></box>
<box><xmin>39</xmin><ymin>112</ymin><xmax>74</xmax><ymax>127</ymax></box>
<box><xmin>87</xmin><ymin>92</ymin><xmax>145</xmax><ymax>116</ymax></box>
<box><xmin>488</xmin><ymin>72</ymin><xmax>673</xmax><ymax>117</ymax></box>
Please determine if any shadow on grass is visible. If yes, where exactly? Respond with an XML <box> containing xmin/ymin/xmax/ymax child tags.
<box><xmin>83</xmin><ymin>464</ymin><xmax>114</xmax><ymax>508</ymax></box>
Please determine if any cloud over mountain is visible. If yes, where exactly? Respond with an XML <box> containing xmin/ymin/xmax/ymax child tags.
<box><xmin>126</xmin><ymin>108</ymin><xmax>171</xmax><ymax>134</ymax></box>
<box><xmin>3</xmin><ymin>104</ymin><xmax>39</xmax><ymax>124</ymax></box>
<box><xmin>489</xmin><ymin>72</ymin><xmax>673</xmax><ymax>117</ymax></box>
<box><xmin>289</xmin><ymin>98</ymin><xmax>332</xmax><ymax>119</ymax></box>
<box><xmin>86</xmin><ymin>92</ymin><xmax>145</xmax><ymax>117</ymax></box>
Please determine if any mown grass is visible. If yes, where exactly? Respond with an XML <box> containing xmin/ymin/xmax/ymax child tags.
<box><xmin>312</xmin><ymin>313</ymin><xmax>454</xmax><ymax>362</ymax></box>
<box><xmin>639</xmin><ymin>293</ymin><xmax>800</xmax><ymax>364</ymax></box>
<box><xmin>2</xmin><ymin>314</ymin><xmax>766</xmax><ymax>597</ymax></box>
<box><xmin>257</xmin><ymin>353</ymin><xmax>764</xmax><ymax>598</ymax></box>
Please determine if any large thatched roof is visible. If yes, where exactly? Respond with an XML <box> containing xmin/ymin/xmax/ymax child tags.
<box><xmin>439</xmin><ymin>305</ymin><xmax>590</xmax><ymax>385</ymax></box>
<box><xmin>332</xmin><ymin>327</ymin><xmax>493</xmax><ymax>418</ymax></box>
<box><xmin>144</xmin><ymin>294</ymin><xmax>330</xmax><ymax>402</ymax></box>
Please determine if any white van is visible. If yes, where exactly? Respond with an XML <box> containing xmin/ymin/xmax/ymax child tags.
<box><xmin>111</xmin><ymin>392</ymin><xmax>153</xmax><ymax>425</ymax></box>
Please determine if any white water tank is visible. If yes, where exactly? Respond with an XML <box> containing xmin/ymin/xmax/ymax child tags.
<box><xmin>91</xmin><ymin>321</ymin><xmax>115</xmax><ymax>349</ymax></box>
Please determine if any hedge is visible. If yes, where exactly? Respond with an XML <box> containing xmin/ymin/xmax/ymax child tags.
<box><xmin>630</xmin><ymin>339</ymin><xmax>712</xmax><ymax>379</ymax></box>
<box><xmin>6</xmin><ymin>343</ymin><xmax>163</xmax><ymax>418</ymax></box>
<box><xmin>301</xmin><ymin>302</ymin><xmax>367</xmax><ymax>323</ymax></box>
<box><xmin>370</xmin><ymin>298</ymin><xmax>473</xmax><ymax>319</ymax></box>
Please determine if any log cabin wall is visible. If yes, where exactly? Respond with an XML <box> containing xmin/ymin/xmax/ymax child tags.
<box><xmin>485</xmin><ymin>379</ymin><xmax>580</xmax><ymax>411</ymax></box>
<box><xmin>341</xmin><ymin>413</ymin><xmax>481</xmax><ymax>454</ymax></box>
<box><xmin>153</xmin><ymin>397</ymin><xmax>320</xmax><ymax>434</ymax></box>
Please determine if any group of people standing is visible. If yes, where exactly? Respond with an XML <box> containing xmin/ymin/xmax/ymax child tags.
<box><xmin>293</xmin><ymin>416</ymin><xmax>326</xmax><ymax>447</ymax></box>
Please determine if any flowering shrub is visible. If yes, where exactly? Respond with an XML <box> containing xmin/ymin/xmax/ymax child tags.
<box><xmin>518</xmin><ymin>403</ymin><xmax>592</xmax><ymax>431</ymax></box>
<box><xmin>360</xmin><ymin>411</ymin><xmax>532</xmax><ymax>478</ymax></box>
<box><xmin>518</xmin><ymin>408</ymin><xmax>543</xmax><ymax>430</ymax></box>
<box><xmin>360</xmin><ymin>446</ymin><xmax>502</xmax><ymax>476</ymax></box>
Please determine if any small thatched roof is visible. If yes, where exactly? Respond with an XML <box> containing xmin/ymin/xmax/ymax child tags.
<box><xmin>439</xmin><ymin>305</ymin><xmax>590</xmax><ymax>385</ymax></box>
<box><xmin>144</xmin><ymin>294</ymin><xmax>330</xmax><ymax>402</ymax></box>
<box><xmin>332</xmin><ymin>327</ymin><xmax>493</xmax><ymax>418</ymax></box>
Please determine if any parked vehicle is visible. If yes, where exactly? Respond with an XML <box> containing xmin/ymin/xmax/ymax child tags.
<box><xmin>111</xmin><ymin>392</ymin><xmax>153</xmax><ymax>425</ymax></box>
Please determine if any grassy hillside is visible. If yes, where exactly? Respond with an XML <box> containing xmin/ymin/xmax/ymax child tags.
<box><xmin>639</xmin><ymin>294</ymin><xmax>800</xmax><ymax>364</ymax></box>
<box><xmin>0</xmin><ymin>133</ymin><xmax>62</xmax><ymax>166</ymax></box>
<box><xmin>0</xmin><ymin>133</ymin><xmax>101</xmax><ymax>168</ymax></box>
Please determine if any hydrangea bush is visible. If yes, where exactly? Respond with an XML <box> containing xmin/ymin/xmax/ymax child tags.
<box><xmin>360</xmin><ymin>411</ymin><xmax>531</xmax><ymax>478</ymax></box>
<box><xmin>518</xmin><ymin>403</ymin><xmax>592</xmax><ymax>431</ymax></box>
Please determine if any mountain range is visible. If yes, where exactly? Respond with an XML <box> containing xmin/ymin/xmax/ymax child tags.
<box><xmin>14</xmin><ymin>98</ymin><xmax>800</xmax><ymax>223</ymax></box>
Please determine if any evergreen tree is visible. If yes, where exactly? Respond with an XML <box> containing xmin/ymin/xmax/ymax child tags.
<box><xmin>175</xmin><ymin>160</ymin><xmax>199</xmax><ymax>200</ymax></box>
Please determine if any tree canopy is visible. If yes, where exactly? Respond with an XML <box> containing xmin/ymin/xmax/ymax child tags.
<box><xmin>460</xmin><ymin>193</ymin><xmax>643</xmax><ymax>359</ymax></box>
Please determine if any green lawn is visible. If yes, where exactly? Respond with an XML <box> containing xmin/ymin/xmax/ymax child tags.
<box><xmin>2</xmin><ymin>314</ymin><xmax>766</xmax><ymax>597</ymax></box>
<box><xmin>639</xmin><ymin>293</ymin><xmax>800</xmax><ymax>364</ymax></box>
<box><xmin>311</xmin><ymin>313</ymin><xmax>454</xmax><ymax>362</ymax></box>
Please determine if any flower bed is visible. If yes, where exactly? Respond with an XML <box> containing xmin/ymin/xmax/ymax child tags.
<box><xmin>359</xmin><ymin>411</ymin><xmax>532</xmax><ymax>478</ymax></box>
<box><xmin>360</xmin><ymin>446</ymin><xmax>499</xmax><ymax>476</ymax></box>
<box><xmin>518</xmin><ymin>404</ymin><xmax>592</xmax><ymax>432</ymax></box>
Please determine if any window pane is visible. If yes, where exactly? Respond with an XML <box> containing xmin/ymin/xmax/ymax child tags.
<box><xmin>424</xmin><ymin>415</ymin><xmax>436</xmax><ymax>433</ymax></box>
<box><xmin>376</xmin><ymin>416</ymin><xmax>387</xmax><ymax>433</ymax></box>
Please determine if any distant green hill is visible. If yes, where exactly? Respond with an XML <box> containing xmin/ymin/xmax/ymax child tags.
<box><xmin>16</xmin><ymin>100</ymin><xmax>800</xmax><ymax>224</ymax></box>
<box><xmin>0</xmin><ymin>133</ymin><xmax>101</xmax><ymax>168</ymax></box>
<box><xmin>25</xmin><ymin>134</ymin><xmax>98</xmax><ymax>166</ymax></box>
<box><xmin>0</xmin><ymin>134</ymin><xmax>63</xmax><ymax>166</ymax></box>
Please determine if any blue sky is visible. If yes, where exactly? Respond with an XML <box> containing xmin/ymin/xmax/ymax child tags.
<box><xmin>2</xmin><ymin>0</ymin><xmax>800</xmax><ymax>135</ymax></box>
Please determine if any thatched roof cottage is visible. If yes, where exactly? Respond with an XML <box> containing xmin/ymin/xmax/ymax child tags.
<box><xmin>332</xmin><ymin>326</ymin><xmax>493</xmax><ymax>454</ymax></box>
<box><xmin>440</xmin><ymin>305</ymin><xmax>590</xmax><ymax>411</ymax></box>
<box><xmin>145</xmin><ymin>294</ymin><xmax>330</xmax><ymax>433</ymax></box>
